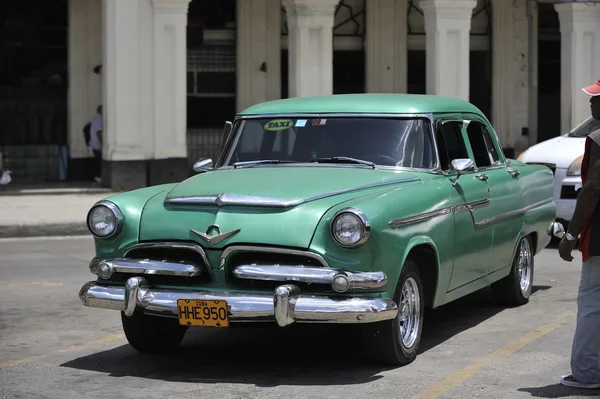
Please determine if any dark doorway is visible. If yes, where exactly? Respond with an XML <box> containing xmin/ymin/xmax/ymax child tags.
<box><xmin>537</xmin><ymin>3</ymin><xmax>561</xmax><ymax>143</ymax></box>
<box><xmin>0</xmin><ymin>0</ymin><xmax>68</xmax><ymax>183</ymax></box>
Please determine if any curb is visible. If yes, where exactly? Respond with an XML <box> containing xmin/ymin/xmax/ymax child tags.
<box><xmin>0</xmin><ymin>223</ymin><xmax>90</xmax><ymax>238</ymax></box>
<box><xmin>0</xmin><ymin>188</ymin><xmax>114</xmax><ymax>197</ymax></box>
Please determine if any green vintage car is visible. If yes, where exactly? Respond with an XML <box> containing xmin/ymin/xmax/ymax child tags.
<box><xmin>79</xmin><ymin>94</ymin><xmax>563</xmax><ymax>366</ymax></box>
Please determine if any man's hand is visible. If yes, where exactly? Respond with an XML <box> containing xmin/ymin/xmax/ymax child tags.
<box><xmin>558</xmin><ymin>237</ymin><xmax>577</xmax><ymax>262</ymax></box>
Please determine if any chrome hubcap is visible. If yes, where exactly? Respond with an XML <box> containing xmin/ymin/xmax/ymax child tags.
<box><xmin>517</xmin><ymin>238</ymin><xmax>533</xmax><ymax>295</ymax></box>
<box><xmin>398</xmin><ymin>277</ymin><xmax>420</xmax><ymax>349</ymax></box>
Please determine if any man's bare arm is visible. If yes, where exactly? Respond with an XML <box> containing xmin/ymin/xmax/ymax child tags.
<box><xmin>567</xmin><ymin>142</ymin><xmax>600</xmax><ymax>236</ymax></box>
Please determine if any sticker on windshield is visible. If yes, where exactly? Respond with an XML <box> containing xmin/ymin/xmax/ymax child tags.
<box><xmin>312</xmin><ymin>119</ymin><xmax>327</xmax><ymax>126</ymax></box>
<box><xmin>264</xmin><ymin>119</ymin><xmax>294</xmax><ymax>131</ymax></box>
<box><xmin>295</xmin><ymin>119</ymin><xmax>307</xmax><ymax>127</ymax></box>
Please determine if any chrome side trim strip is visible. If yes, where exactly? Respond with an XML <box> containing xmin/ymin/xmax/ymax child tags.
<box><xmin>164</xmin><ymin>177</ymin><xmax>421</xmax><ymax>208</ymax></box>
<box><xmin>474</xmin><ymin>198</ymin><xmax>554</xmax><ymax>228</ymax></box>
<box><xmin>388</xmin><ymin>199</ymin><xmax>489</xmax><ymax>228</ymax></box>
<box><xmin>220</xmin><ymin>245</ymin><xmax>330</xmax><ymax>268</ymax></box>
<box><xmin>388</xmin><ymin>206</ymin><xmax>455</xmax><ymax>228</ymax></box>
<box><xmin>456</xmin><ymin>199</ymin><xmax>492</xmax><ymax>226</ymax></box>
<box><xmin>388</xmin><ymin>197</ymin><xmax>553</xmax><ymax>229</ymax></box>
<box><xmin>233</xmin><ymin>264</ymin><xmax>387</xmax><ymax>290</ymax></box>
<box><xmin>97</xmin><ymin>258</ymin><xmax>202</xmax><ymax>278</ymax></box>
<box><xmin>79</xmin><ymin>277</ymin><xmax>399</xmax><ymax>325</ymax></box>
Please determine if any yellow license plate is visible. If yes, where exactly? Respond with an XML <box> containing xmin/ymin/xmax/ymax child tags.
<box><xmin>177</xmin><ymin>299</ymin><xmax>229</xmax><ymax>327</ymax></box>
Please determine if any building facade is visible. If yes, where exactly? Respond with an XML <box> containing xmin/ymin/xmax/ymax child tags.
<box><xmin>1</xmin><ymin>0</ymin><xmax>599</xmax><ymax>189</ymax></box>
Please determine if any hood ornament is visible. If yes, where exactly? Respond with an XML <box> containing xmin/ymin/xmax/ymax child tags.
<box><xmin>191</xmin><ymin>224</ymin><xmax>240</xmax><ymax>246</ymax></box>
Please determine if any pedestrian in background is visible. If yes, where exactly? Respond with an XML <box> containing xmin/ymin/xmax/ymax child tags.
<box><xmin>558</xmin><ymin>77</ymin><xmax>600</xmax><ymax>389</ymax></box>
<box><xmin>89</xmin><ymin>105</ymin><xmax>103</xmax><ymax>184</ymax></box>
<box><xmin>0</xmin><ymin>151</ymin><xmax>11</xmax><ymax>186</ymax></box>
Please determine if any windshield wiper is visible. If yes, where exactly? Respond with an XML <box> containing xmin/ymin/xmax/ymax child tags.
<box><xmin>308</xmin><ymin>156</ymin><xmax>376</xmax><ymax>169</ymax></box>
<box><xmin>232</xmin><ymin>159</ymin><xmax>299</xmax><ymax>168</ymax></box>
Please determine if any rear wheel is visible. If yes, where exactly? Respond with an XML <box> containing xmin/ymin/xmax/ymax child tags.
<box><xmin>121</xmin><ymin>312</ymin><xmax>187</xmax><ymax>354</ymax></box>
<box><xmin>362</xmin><ymin>259</ymin><xmax>424</xmax><ymax>366</ymax></box>
<box><xmin>491</xmin><ymin>235</ymin><xmax>534</xmax><ymax>306</ymax></box>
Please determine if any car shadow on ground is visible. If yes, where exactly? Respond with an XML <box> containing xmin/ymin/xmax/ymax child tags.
<box><xmin>518</xmin><ymin>384</ymin><xmax>600</xmax><ymax>398</ymax></box>
<box><xmin>60</xmin><ymin>284</ymin><xmax>552</xmax><ymax>386</ymax></box>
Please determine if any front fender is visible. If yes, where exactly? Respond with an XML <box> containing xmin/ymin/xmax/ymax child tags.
<box><xmin>397</xmin><ymin>236</ymin><xmax>448</xmax><ymax>308</ymax></box>
<box><xmin>91</xmin><ymin>184</ymin><xmax>178</xmax><ymax>259</ymax></box>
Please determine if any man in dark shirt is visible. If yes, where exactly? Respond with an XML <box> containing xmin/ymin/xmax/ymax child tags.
<box><xmin>558</xmin><ymin>77</ymin><xmax>600</xmax><ymax>389</ymax></box>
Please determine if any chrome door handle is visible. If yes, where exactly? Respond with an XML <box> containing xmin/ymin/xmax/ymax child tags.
<box><xmin>508</xmin><ymin>169</ymin><xmax>520</xmax><ymax>177</ymax></box>
<box><xmin>475</xmin><ymin>174</ymin><xmax>488</xmax><ymax>181</ymax></box>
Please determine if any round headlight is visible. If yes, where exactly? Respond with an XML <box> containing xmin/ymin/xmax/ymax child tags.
<box><xmin>87</xmin><ymin>201</ymin><xmax>123</xmax><ymax>238</ymax></box>
<box><xmin>331</xmin><ymin>208</ymin><xmax>370</xmax><ymax>248</ymax></box>
<box><xmin>567</xmin><ymin>155</ymin><xmax>584</xmax><ymax>176</ymax></box>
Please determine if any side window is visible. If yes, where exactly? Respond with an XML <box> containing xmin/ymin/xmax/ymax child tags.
<box><xmin>435</xmin><ymin>121</ymin><xmax>469</xmax><ymax>171</ymax></box>
<box><xmin>466</xmin><ymin>121</ymin><xmax>501</xmax><ymax>168</ymax></box>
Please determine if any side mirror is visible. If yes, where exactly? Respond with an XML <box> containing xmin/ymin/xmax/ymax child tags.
<box><xmin>547</xmin><ymin>221</ymin><xmax>565</xmax><ymax>239</ymax></box>
<box><xmin>449</xmin><ymin>158</ymin><xmax>475</xmax><ymax>186</ymax></box>
<box><xmin>451</xmin><ymin>158</ymin><xmax>475</xmax><ymax>174</ymax></box>
<box><xmin>193</xmin><ymin>158</ymin><xmax>213</xmax><ymax>173</ymax></box>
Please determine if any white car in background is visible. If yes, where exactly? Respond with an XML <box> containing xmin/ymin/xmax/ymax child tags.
<box><xmin>517</xmin><ymin>116</ymin><xmax>600</xmax><ymax>226</ymax></box>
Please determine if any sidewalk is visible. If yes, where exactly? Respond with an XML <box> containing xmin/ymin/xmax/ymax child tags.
<box><xmin>0</xmin><ymin>183</ymin><xmax>117</xmax><ymax>238</ymax></box>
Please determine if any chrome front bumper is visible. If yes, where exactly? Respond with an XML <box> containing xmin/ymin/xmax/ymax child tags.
<box><xmin>78</xmin><ymin>276</ymin><xmax>398</xmax><ymax>327</ymax></box>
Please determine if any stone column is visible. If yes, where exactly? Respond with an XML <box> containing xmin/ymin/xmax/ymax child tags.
<box><xmin>102</xmin><ymin>0</ymin><xmax>190</xmax><ymax>190</ymax></box>
<box><xmin>365</xmin><ymin>0</ymin><xmax>408</xmax><ymax>93</ymax></box>
<box><xmin>491</xmin><ymin>0</ymin><xmax>532</xmax><ymax>156</ymax></box>
<box><xmin>68</xmin><ymin>0</ymin><xmax>102</xmax><ymax>179</ymax></box>
<box><xmin>420</xmin><ymin>0</ymin><xmax>477</xmax><ymax>101</ymax></box>
<box><xmin>236</xmin><ymin>0</ymin><xmax>281</xmax><ymax>112</ymax></box>
<box><xmin>555</xmin><ymin>2</ymin><xmax>600</xmax><ymax>133</ymax></box>
<box><xmin>149</xmin><ymin>0</ymin><xmax>192</xmax><ymax>184</ymax></box>
<box><xmin>282</xmin><ymin>0</ymin><xmax>340</xmax><ymax>98</ymax></box>
<box><xmin>102</xmin><ymin>0</ymin><xmax>148</xmax><ymax>190</ymax></box>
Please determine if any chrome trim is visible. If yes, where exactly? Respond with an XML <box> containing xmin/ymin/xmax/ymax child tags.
<box><xmin>124</xmin><ymin>277</ymin><xmax>146</xmax><ymax>317</ymax></box>
<box><xmin>474</xmin><ymin>198</ymin><xmax>554</xmax><ymax>228</ymax></box>
<box><xmin>547</xmin><ymin>221</ymin><xmax>565</xmax><ymax>238</ymax></box>
<box><xmin>388</xmin><ymin>197</ymin><xmax>554</xmax><ymax>229</ymax></box>
<box><xmin>87</xmin><ymin>200</ymin><xmax>124</xmax><ymax>239</ymax></box>
<box><xmin>89</xmin><ymin>258</ymin><xmax>101</xmax><ymax>274</ymax></box>
<box><xmin>389</xmin><ymin>199</ymin><xmax>489</xmax><ymax>228</ymax></box>
<box><xmin>123</xmin><ymin>242</ymin><xmax>211</xmax><ymax>271</ymax></box>
<box><xmin>232</xmin><ymin>264</ymin><xmax>387</xmax><ymax>290</ymax></box>
<box><xmin>331</xmin><ymin>207</ymin><xmax>371</xmax><ymax>248</ymax></box>
<box><xmin>273</xmin><ymin>284</ymin><xmax>301</xmax><ymax>327</ymax></box>
<box><xmin>97</xmin><ymin>258</ymin><xmax>202</xmax><ymax>277</ymax></box>
<box><xmin>220</xmin><ymin>245</ymin><xmax>330</xmax><ymax>268</ymax></box>
<box><xmin>164</xmin><ymin>177</ymin><xmax>421</xmax><ymax>208</ymax></box>
<box><xmin>388</xmin><ymin>206</ymin><xmax>454</xmax><ymax>228</ymax></box>
<box><xmin>79</xmin><ymin>277</ymin><xmax>399</xmax><ymax>325</ymax></box>
<box><xmin>190</xmin><ymin>224</ymin><xmax>241</xmax><ymax>246</ymax></box>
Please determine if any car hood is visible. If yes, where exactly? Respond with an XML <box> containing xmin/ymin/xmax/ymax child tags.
<box><xmin>521</xmin><ymin>134</ymin><xmax>586</xmax><ymax>168</ymax></box>
<box><xmin>138</xmin><ymin>166</ymin><xmax>423</xmax><ymax>250</ymax></box>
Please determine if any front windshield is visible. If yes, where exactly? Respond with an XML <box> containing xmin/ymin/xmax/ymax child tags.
<box><xmin>222</xmin><ymin>117</ymin><xmax>437</xmax><ymax>169</ymax></box>
<box><xmin>568</xmin><ymin>117</ymin><xmax>600</xmax><ymax>137</ymax></box>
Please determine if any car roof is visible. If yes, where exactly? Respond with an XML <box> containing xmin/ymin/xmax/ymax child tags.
<box><xmin>237</xmin><ymin>93</ymin><xmax>485</xmax><ymax>116</ymax></box>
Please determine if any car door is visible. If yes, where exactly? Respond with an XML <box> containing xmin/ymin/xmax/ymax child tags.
<box><xmin>463</xmin><ymin>118</ymin><xmax>525</xmax><ymax>275</ymax></box>
<box><xmin>435</xmin><ymin>119</ymin><xmax>494</xmax><ymax>291</ymax></box>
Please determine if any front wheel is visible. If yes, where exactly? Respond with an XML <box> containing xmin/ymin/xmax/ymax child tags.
<box><xmin>121</xmin><ymin>312</ymin><xmax>188</xmax><ymax>354</ymax></box>
<box><xmin>362</xmin><ymin>259</ymin><xmax>424</xmax><ymax>366</ymax></box>
<box><xmin>491</xmin><ymin>235</ymin><xmax>534</xmax><ymax>306</ymax></box>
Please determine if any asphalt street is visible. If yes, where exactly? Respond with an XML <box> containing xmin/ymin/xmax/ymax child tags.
<box><xmin>0</xmin><ymin>236</ymin><xmax>598</xmax><ymax>399</ymax></box>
